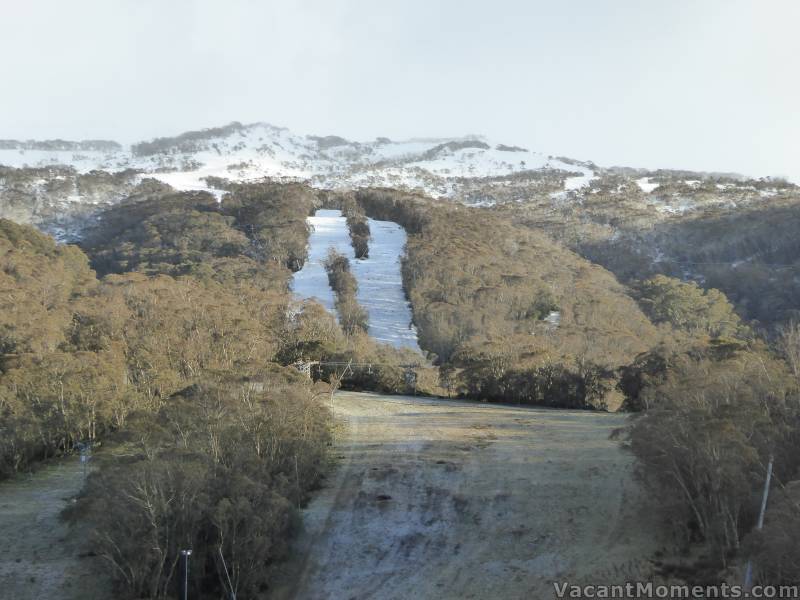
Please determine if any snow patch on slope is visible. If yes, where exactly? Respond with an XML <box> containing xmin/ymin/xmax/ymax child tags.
<box><xmin>291</xmin><ymin>209</ymin><xmax>420</xmax><ymax>352</ymax></box>
<box><xmin>636</xmin><ymin>177</ymin><xmax>659</xmax><ymax>193</ymax></box>
<box><xmin>563</xmin><ymin>166</ymin><xmax>596</xmax><ymax>191</ymax></box>
<box><xmin>351</xmin><ymin>218</ymin><xmax>420</xmax><ymax>350</ymax></box>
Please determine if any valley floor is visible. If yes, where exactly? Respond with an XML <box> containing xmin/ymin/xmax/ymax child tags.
<box><xmin>273</xmin><ymin>392</ymin><xmax>664</xmax><ymax>600</ymax></box>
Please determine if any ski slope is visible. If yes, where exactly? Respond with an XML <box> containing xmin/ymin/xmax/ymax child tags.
<box><xmin>292</xmin><ymin>209</ymin><xmax>420</xmax><ymax>352</ymax></box>
<box><xmin>291</xmin><ymin>210</ymin><xmax>351</xmax><ymax>312</ymax></box>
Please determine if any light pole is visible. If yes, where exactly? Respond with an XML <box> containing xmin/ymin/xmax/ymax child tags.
<box><xmin>180</xmin><ymin>549</ymin><xmax>192</xmax><ymax>600</ymax></box>
<box><xmin>74</xmin><ymin>441</ymin><xmax>91</xmax><ymax>479</ymax></box>
<box><xmin>744</xmin><ymin>455</ymin><xmax>774</xmax><ymax>590</ymax></box>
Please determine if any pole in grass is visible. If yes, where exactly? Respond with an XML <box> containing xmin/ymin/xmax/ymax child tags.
<box><xmin>180</xmin><ymin>549</ymin><xmax>192</xmax><ymax>600</ymax></box>
<box><xmin>74</xmin><ymin>441</ymin><xmax>90</xmax><ymax>479</ymax></box>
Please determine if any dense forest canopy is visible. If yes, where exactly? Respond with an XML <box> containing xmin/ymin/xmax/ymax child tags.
<box><xmin>355</xmin><ymin>188</ymin><xmax>663</xmax><ymax>408</ymax></box>
<box><xmin>509</xmin><ymin>172</ymin><xmax>800</xmax><ymax>329</ymax></box>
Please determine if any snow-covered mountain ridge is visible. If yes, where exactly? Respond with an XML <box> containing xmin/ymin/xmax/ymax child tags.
<box><xmin>2</xmin><ymin>121</ymin><xmax>796</xmax><ymax>244</ymax></box>
<box><xmin>0</xmin><ymin>121</ymin><xmax>594</xmax><ymax>201</ymax></box>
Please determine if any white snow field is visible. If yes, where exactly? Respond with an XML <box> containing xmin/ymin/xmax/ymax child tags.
<box><xmin>292</xmin><ymin>209</ymin><xmax>421</xmax><ymax>352</ymax></box>
<box><xmin>351</xmin><ymin>217</ymin><xmax>420</xmax><ymax>351</ymax></box>
<box><xmin>291</xmin><ymin>210</ymin><xmax>351</xmax><ymax>313</ymax></box>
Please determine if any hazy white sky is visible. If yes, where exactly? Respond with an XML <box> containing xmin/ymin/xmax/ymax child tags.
<box><xmin>2</xmin><ymin>0</ymin><xmax>798</xmax><ymax>179</ymax></box>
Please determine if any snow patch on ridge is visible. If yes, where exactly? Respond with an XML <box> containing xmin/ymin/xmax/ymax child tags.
<box><xmin>636</xmin><ymin>177</ymin><xmax>659</xmax><ymax>194</ymax></box>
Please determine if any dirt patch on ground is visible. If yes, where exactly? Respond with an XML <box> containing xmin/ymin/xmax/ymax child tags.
<box><xmin>272</xmin><ymin>392</ymin><xmax>665</xmax><ymax>600</ymax></box>
<box><xmin>0</xmin><ymin>458</ymin><xmax>110</xmax><ymax>599</ymax></box>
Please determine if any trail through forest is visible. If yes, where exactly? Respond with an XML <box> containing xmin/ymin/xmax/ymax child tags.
<box><xmin>274</xmin><ymin>392</ymin><xmax>663</xmax><ymax>600</ymax></box>
<box><xmin>0</xmin><ymin>457</ymin><xmax>109</xmax><ymax>599</ymax></box>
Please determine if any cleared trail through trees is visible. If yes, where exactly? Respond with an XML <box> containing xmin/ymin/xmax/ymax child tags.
<box><xmin>274</xmin><ymin>392</ymin><xmax>663</xmax><ymax>600</ymax></box>
<box><xmin>0</xmin><ymin>457</ymin><xmax>109</xmax><ymax>599</ymax></box>
<box><xmin>292</xmin><ymin>209</ymin><xmax>420</xmax><ymax>351</ymax></box>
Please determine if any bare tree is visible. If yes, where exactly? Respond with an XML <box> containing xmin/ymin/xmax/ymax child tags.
<box><xmin>777</xmin><ymin>321</ymin><xmax>800</xmax><ymax>380</ymax></box>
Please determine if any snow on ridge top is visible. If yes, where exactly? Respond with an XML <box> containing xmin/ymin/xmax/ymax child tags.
<box><xmin>0</xmin><ymin>121</ymin><xmax>596</xmax><ymax>201</ymax></box>
<box><xmin>0</xmin><ymin>139</ymin><xmax>122</xmax><ymax>152</ymax></box>
<box><xmin>130</xmin><ymin>121</ymin><xmax>293</xmax><ymax>156</ymax></box>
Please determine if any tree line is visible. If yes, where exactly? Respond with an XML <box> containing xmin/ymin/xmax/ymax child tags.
<box><xmin>355</xmin><ymin>187</ymin><xmax>659</xmax><ymax>409</ymax></box>
<box><xmin>324</xmin><ymin>249</ymin><xmax>369</xmax><ymax>336</ymax></box>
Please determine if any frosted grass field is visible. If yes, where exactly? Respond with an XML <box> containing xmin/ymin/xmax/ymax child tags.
<box><xmin>292</xmin><ymin>209</ymin><xmax>421</xmax><ymax>352</ymax></box>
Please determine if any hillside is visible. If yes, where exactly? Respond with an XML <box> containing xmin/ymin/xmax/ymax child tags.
<box><xmin>3</xmin><ymin>123</ymin><xmax>798</xmax><ymax>336</ymax></box>
<box><xmin>2</xmin><ymin>122</ymin><xmax>792</xmax><ymax>219</ymax></box>
<box><xmin>2</xmin><ymin>139</ymin><xmax>800</xmax><ymax>596</ymax></box>
<box><xmin>0</xmin><ymin>122</ymin><xmax>591</xmax><ymax>210</ymax></box>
